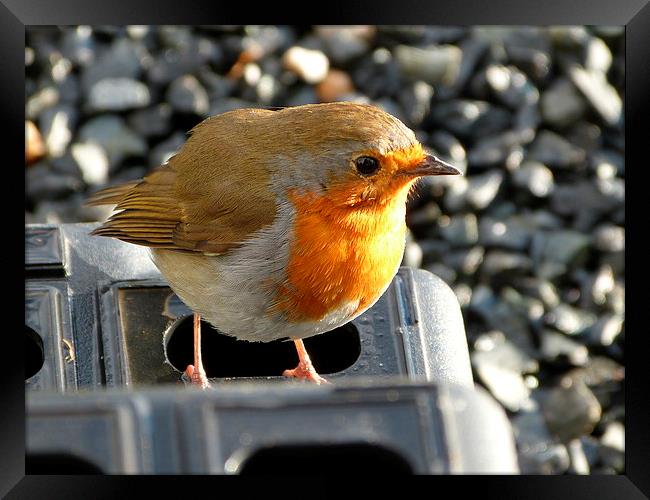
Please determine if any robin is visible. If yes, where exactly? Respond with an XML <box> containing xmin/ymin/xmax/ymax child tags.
<box><xmin>87</xmin><ymin>102</ymin><xmax>460</xmax><ymax>388</ymax></box>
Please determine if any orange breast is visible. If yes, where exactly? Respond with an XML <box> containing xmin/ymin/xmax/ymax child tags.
<box><xmin>273</xmin><ymin>184</ymin><xmax>411</xmax><ymax>322</ymax></box>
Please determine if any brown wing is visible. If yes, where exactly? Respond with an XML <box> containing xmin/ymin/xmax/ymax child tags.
<box><xmin>87</xmin><ymin>113</ymin><xmax>278</xmax><ymax>254</ymax></box>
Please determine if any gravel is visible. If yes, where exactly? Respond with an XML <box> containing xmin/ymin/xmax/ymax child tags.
<box><xmin>25</xmin><ymin>25</ymin><xmax>625</xmax><ymax>475</ymax></box>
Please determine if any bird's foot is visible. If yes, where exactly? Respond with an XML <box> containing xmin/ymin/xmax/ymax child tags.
<box><xmin>184</xmin><ymin>364</ymin><xmax>211</xmax><ymax>389</ymax></box>
<box><xmin>283</xmin><ymin>362</ymin><xmax>330</xmax><ymax>385</ymax></box>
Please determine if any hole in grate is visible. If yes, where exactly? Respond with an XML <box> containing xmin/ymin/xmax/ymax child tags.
<box><xmin>238</xmin><ymin>443</ymin><xmax>413</xmax><ymax>475</ymax></box>
<box><xmin>164</xmin><ymin>317</ymin><xmax>361</xmax><ymax>378</ymax></box>
<box><xmin>25</xmin><ymin>326</ymin><xmax>44</xmax><ymax>380</ymax></box>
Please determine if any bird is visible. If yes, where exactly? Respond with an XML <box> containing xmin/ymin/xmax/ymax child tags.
<box><xmin>86</xmin><ymin>102</ymin><xmax>460</xmax><ymax>389</ymax></box>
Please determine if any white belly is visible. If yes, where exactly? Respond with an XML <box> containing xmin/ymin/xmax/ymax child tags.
<box><xmin>150</xmin><ymin>203</ymin><xmax>361</xmax><ymax>342</ymax></box>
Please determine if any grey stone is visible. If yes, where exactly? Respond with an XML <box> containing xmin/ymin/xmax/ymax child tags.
<box><xmin>81</xmin><ymin>38</ymin><xmax>142</xmax><ymax>91</ymax></box>
<box><xmin>568</xmin><ymin>64</ymin><xmax>622</xmax><ymax>126</ymax></box>
<box><xmin>531</xmin><ymin>230</ymin><xmax>591</xmax><ymax>278</ymax></box>
<box><xmin>587</xmin><ymin>315</ymin><xmax>624</xmax><ymax>347</ymax></box>
<box><xmin>500</xmin><ymin>286</ymin><xmax>545</xmax><ymax>327</ymax></box>
<box><xmin>166</xmin><ymin>75</ymin><xmax>210</xmax><ymax>116</ymax></box>
<box><xmin>585</xmin><ymin>36</ymin><xmax>613</xmax><ymax>74</ymax></box>
<box><xmin>512</xmin><ymin>409</ymin><xmax>571</xmax><ymax>474</ymax></box>
<box><xmin>70</xmin><ymin>141</ymin><xmax>110</xmax><ymax>186</ymax></box>
<box><xmin>591</xmin><ymin>149</ymin><xmax>624</xmax><ymax>177</ymax></box>
<box><xmin>540</xmin><ymin>78</ymin><xmax>587</xmax><ymax>127</ymax></box>
<box><xmin>128</xmin><ymin>104</ymin><xmax>173</xmax><ymax>138</ymax></box>
<box><xmin>479</xmin><ymin>216</ymin><xmax>533</xmax><ymax>251</ymax></box>
<box><xmin>39</xmin><ymin>104</ymin><xmax>78</xmax><ymax>158</ymax></box>
<box><xmin>528</xmin><ymin>130</ymin><xmax>586</xmax><ymax>169</ymax></box>
<box><xmin>394</xmin><ymin>44</ymin><xmax>462</xmax><ymax>86</ymax></box>
<box><xmin>283</xmin><ymin>46</ymin><xmax>329</xmax><ymax>84</ymax></box>
<box><xmin>87</xmin><ymin>77</ymin><xmax>151</xmax><ymax>112</ymax></box>
<box><xmin>567</xmin><ymin>438</ymin><xmax>591</xmax><ymax>474</ymax></box>
<box><xmin>502</xmin><ymin>27</ymin><xmax>553</xmax><ymax>82</ymax></box>
<box><xmin>443</xmin><ymin>246</ymin><xmax>485</xmax><ymax>275</ymax></box>
<box><xmin>511</xmin><ymin>277</ymin><xmax>561</xmax><ymax>309</ymax></box>
<box><xmin>60</xmin><ymin>25</ymin><xmax>95</xmax><ymax>66</ymax></box>
<box><xmin>473</xmin><ymin>331</ymin><xmax>539</xmax><ymax>374</ymax></box>
<box><xmin>466</xmin><ymin>170</ymin><xmax>504</xmax><ymax>209</ymax></box>
<box><xmin>441</xmin><ymin>176</ymin><xmax>470</xmax><ymax>213</ymax></box>
<box><xmin>77</xmin><ymin>115</ymin><xmax>147</xmax><ymax>169</ymax></box>
<box><xmin>314</xmin><ymin>26</ymin><xmax>372</xmax><ymax>65</ymax></box>
<box><xmin>513</xmin><ymin>102</ymin><xmax>541</xmax><ymax>144</ymax></box>
<box><xmin>545</xmin><ymin>304</ymin><xmax>597</xmax><ymax>336</ymax></box>
<box><xmin>26</xmin><ymin>162</ymin><xmax>84</xmax><ymax>201</ymax></box>
<box><xmin>578</xmin><ymin>265</ymin><xmax>615</xmax><ymax>307</ymax></box>
<box><xmin>429</xmin><ymin>99</ymin><xmax>511</xmax><ymax>140</ymax></box>
<box><xmin>437</xmin><ymin>213</ymin><xmax>479</xmax><ymax>247</ymax></box>
<box><xmin>484</xmin><ymin>64</ymin><xmax>539</xmax><ymax>109</ymax></box>
<box><xmin>147</xmin><ymin>37</ymin><xmax>222</xmax><ymax>86</ymax></box>
<box><xmin>550</xmin><ymin>181</ymin><xmax>619</xmax><ymax>230</ymax></box>
<box><xmin>512</xmin><ymin>161</ymin><xmax>554</xmax><ymax>197</ymax></box>
<box><xmin>537</xmin><ymin>379</ymin><xmax>602</xmax><ymax>442</ymax></box>
<box><xmin>473</xmin><ymin>348</ymin><xmax>533</xmax><ymax>412</ymax></box>
<box><xmin>397</xmin><ymin>80</ymin><xmax>433</xmax><ymax>128</ymax></box>
<box><xmin>540</xmin><ymin>329</ymin><xmax>589</xmax><ymax>366</ymax></box>
<box><xmin>26</xmin><ymin>86</ymin><xmax>60</xmax><ymax>120</ymax></box>
<box><xmin>481</xmin><ymin>250</ymin><xmax>533</xmax><ymax>278</ymax></box>
<box><xmin>467</xmin><ymin>132</ymin><xmax>523</xmax><ymax>168</ymax></box>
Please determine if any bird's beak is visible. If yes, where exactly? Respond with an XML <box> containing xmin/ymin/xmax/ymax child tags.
<box><xmin>402</xmin><ymin>154</ymin><xmax>461</xmax><ymax>177</ymax></box>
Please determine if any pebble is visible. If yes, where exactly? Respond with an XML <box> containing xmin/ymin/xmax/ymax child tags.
<box><xmin>466</xmin><ymin>170</ymin><xmax>504</xmax><ymax>210</ymax></box>
<box><xmin>70</xmin><ymin>141</ymin><xmax>110</xmax><ymax>186</ymax></box>
<box><xmin>282</xmin><ymin>46</ymin><xmax>329</xmax><ymax>84</ymax></box>
<box><xmin>77</xmin><ymin>115</ymin><xmax>147</xmax><ymax>169</ymax></box>
<box><xmin>474</xmin><ymin>359</ymin><xmax>532</xmax><ymax>412</ymax></box>
<box><xmin>512</xmin><ymin>409</ymin><xmax>571</xmax><ymax>474</ymax></box>
<box><xmin>26</xmin><ymin>120</ymin><xmax>46</xmax><ymax>164</ymax></box>
<box><xmin>26</xmin><ymin>162</ymin><xmax>84</xmax><ymax>201</ymax></box>
<box><xmin>26</xmin><ymin>86</ymin><xmax>60</xmax><ymax>120</ymax></box>
<box><xmin>587</xmin><ymin>315</ymin><xmax>623</xmax><ymax>347</ymax></box>
<box><xmin>314</xmin><ymin>26</ymin><xmax>373</xmax><ymax>65</ymax></box>
<box><xmin>537</xmin><ymin>378</ymin><xmax>602</xmax><ymax>442</ymax></box>
<box><xmin>81</xmin><ymin>38</ymin><xmax>142</xmax><ymax>91</ymax></box>
<box><xmin>484</xmin><ymin>64</ymin><xmax>539</xmax><ymax>109</ymax></box>
<box><xmin>437</xmin><ymin>213</ymin><xmax>479</xmax><ymax>247</ymax></box>
<box><xmin>527</xmin><ymin>130</ymin><xmax>586</xmax><ymax>169</ymax></box>
<box><xmin>545</xmin><ymin>304</ymin><xmax>597</xmax><ymax>336</ymax></box>
<box><xmin>593</xmin><ymin>224</ymin><xmax>624</xmax><ymax>252</ymax></box>
<box><xmin>540</xmin><ymin>329</ymin><xmax>589</xmax><ymax>366</ymax></box>
<box><xmin>514</xmin><ymin>161</ymin><xmax>555</xmax><ymax>199</ymax></box>
<box><xmin>86</xmin><ymin>77</ymin><xmax>150</xmax><ymax>112</ymax></box>
<box><xmin>479</xmin><ymin>216</ymin><xmax>533</xmax><ymax>251</ymax></box>
<box><xmin>531</xmin><ymin>230</ymin><xmax>591</xmax><ymax>279</ymax></box>
<box><xmin>568</xmin><ymin>65</ymin><xmax>622</xmax><ymax>126</ymax></box>
<box><xmin>443</xmin><ymin>246</ymin><xmax>485</xmax><ymax>275</ymax></box>
<box><xmin>567</xmin><ymin>438</ymin><xmax>591</xmax><ymax>474</ymax></box>
<box><xmin>127</xmin><ymin>103</ymin><xmax>173</xmax><ymax>138</ymax></box>
<box><xmin>394</xmin><ymin>44</ymin><xmax>462</xmax><ymax>86</ymax></box>
<box><xmin>166</xmin><ymin>75</ymin><xmax>210</xmax><ymax>116</ymax></box>
<box><xmin>39</xmin><ymin>105</ymin><xmax>77</xmax><ymax>159</ymax></box>
<box><xmin>315</xmin><ymin>69</ymin><xmax>355</xmax><ymax>103</ymax></box>
<box><xmin>540</xmin><ymin>78</ymin><xmax>587</xmax><ymax>127</ymax></box>
<box><xmin>429</xmin><ymin>99</ymin><xmax>511</xmax><ymax>141</ymax></box>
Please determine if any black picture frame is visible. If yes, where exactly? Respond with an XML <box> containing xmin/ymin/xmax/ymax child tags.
<box><xmin>7</xmin><ymin>1</ymin><xmax>646</xmax><ymax>497</ymax></box>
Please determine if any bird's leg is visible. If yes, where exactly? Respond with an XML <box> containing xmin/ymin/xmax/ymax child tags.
<box><xmin>184</xmin><ymin>313</ymin><xmax>211</xmax><ymax>389</ymax></box>
<box><xmin>282</xmin><ymin>339</ymin><xmax>329</xmax><ymax>385</ymax></box>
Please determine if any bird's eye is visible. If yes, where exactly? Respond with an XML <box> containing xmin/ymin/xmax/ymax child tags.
<box><xmin>355</xmin><ymin>156</ymin><xmax>380</xmax><ymax>176</ymax></box>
